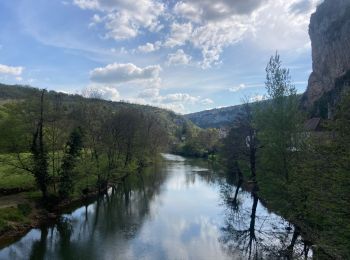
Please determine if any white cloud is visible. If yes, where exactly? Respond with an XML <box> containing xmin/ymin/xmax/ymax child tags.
<box><xmin>167</xmin><ymin>49</ymin><xmax>192</xmax><ymax>66</ymax></box>
<box><xmin>229</xmin><ymin>84</ymin><xmax>247</xmax><ymax>92</ymax></box>
<box><xmin>137</xmin><ymin>41</ymin><xmax>161</xmax><ymax>53</ymax></box>
<box><xmin>247</xmin><ymin>0</ymin><xmax>319</xmax><ymax>51</ymax></box>
<box><xmin>73</xmin><ymin>0</ymin><xmax>320</xmax><ymax>68</ymax></box>
<box><xmin>228</xmin><ymin>83</ymin><xmax>264</xmax><ymax>92</ymax></box>
<box><xmin>90</xmin><ymin>62</ymin><xmax>161</xmax><ymax>84</ymax></box>
<box><xmin>173</xmin><ymin>2</ymin><xmax>202</xmax><ymax>23</ymax></box>
<box><xmin>81</xmin><ymin>85</ymin><xmax>120</xmax><ymax>101</ymax></box>
<box><xmin>136</xmin><ymin>88</ymin><xmax>214</xmax><ymax>113</ymax></box>
<box><xmin>289</xmin><ymin>0</ymin><xmax>314</xmax><ymax>15</ymax></box>
<box><xmin>192</xmin><ymin>20</ymin><xmax>249</xmax><ymax>68</ymax></box>
<box><xmin>138</xmin><ymin>88</ymin><xmax>159</xmax><ymax>99</ymax></box>
<box><xmin>73</xmin><ymin>0</ymin><xmax>165</xmax><ymax>40</ymax></box>
<box><xmin>0</xmin><ymin>64</ymin><xmax>24</xmax><ymax>76</ymax></box>
<box><xmin>160</xmin><ymin>93</ymin><xmax>199</xmax><ymax>104</ymax></box>
<box><xmin>169</xmin><ymin>0</ymin><xmax>319</xmax><ymax>68</ymax></box>
<box><xmin>174</xmin><ymin>0</ymin><xmax>266</xmax><ymax>22</ymax></box>
<box><xmin>73</xmin><ymin>0</ymin><xmax>99</xmax><ymax>10</ymax></box>
<box><xmin>89</xmin><ymin>14</ymin><xmax>102</xmax><ymax>27</ymax></box>
<box><xmin>249</xmin><ymin>94</ymin><xmax>264</xmax><ymax>102</ymax></box>
<box><xmin>200</xmin><ymin>98</ymin><xmax>214</xmax><ymax>105</ymax></box>
<box><xmin>164</xmin><ymin>22</ymin><xmax>193</xmax><ymax>48</ymax></box>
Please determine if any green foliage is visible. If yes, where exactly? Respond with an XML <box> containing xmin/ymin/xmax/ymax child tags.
<box><xmin>221</xmin><ymin>54</ymin><xmax>350</xmax><ymax>258</ymax></box>
<box><xmin>175</xmin><ymin>126</ymin><xmax>220</xmax><ymax>158</ymax></box>
<box><xmin>255</xmin><ymin>68</ymin><xmax>350</xmax><ymax>258</ymax></box>
<box><xmin>221</xmin><ymin>103</ymin><xmax>258</xmax><ymax>180</ymax></box>
<box><xmin>17</xmin><ymin>203</ymin><xmax>32</xmax><ymax>216</ymax></box>
<box><xmin>0</xmin><ymin>84</ymin><xmax>177</xmax><ymax>202</ymax></box>
<box><xmin>59</xmin><ymin>128</ymin><xmax>83</xmax><ymax>199</ymax></box>
<box><xmin>255</xmin><ymin>53</ymin><xmax>303</xmax><ymax>181</ymax></box>
<box><xmin>0</xmin><ymin>158</ymin><xmax>35</xmax><ymax>190</ymax></box>
<box><xmin>0</xmin><ymin>206</ymin><xmax>31</xmax><ymax>234</ymax></box>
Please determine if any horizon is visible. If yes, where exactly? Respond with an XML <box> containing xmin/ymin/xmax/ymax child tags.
<box><xmin>0</xmin><ymin>0</ymin><xmax>322</xmax><ymax>113</ymax></box>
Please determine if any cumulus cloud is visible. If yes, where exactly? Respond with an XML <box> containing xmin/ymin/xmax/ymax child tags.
<box><xmin>200</xmin><ymin>98</ymin><xmax>214</xmax><ymax>105</ymax></box>
<box><xmin>289</xmin><ymin>0</ymin><xmax>314</xmax><ymax>15</ymax></box>
<box><xmin>73</xmin><ymin>0</ymin><xmax>165</xmax><ymax>40</ymax></box>
<box><xmin>249</xmin><ymin>94</ymin><xmax>264</xmax><ymax>102</ymax></box>
<box><xmin>73</xmin><ymin>0</ymin><xmax>321</xmax><ymax>68</ymax></box>
<box><xmin>160</xmin><ymin>93</ymin><xmax>199</xmax><ymax>104</ymax></box>
<box><xmin>167</xmin><ymin>49</ymin><xmax>192</xmax><ymax>66</ymax></box>
<box><xmin>81</xmin><ymin>85</ymin><xmax>120</xmax><ymax>101</ymax></box>
<box><xmin>174</xmin><ymin>0</ymin><xmax>266</xmax><ymax>22</ymax></box>
<box><xmin>90</xmin><ymin>63</ymin><xmax>161</xmax><ymax>84</ymax></box>
<box><xmin>164</xmin><ymin>22</ymin><xmax>192</xmax><ymax>48</ymax></box>
<box><xmin>136</xmin><ymin>88</ymin><xmax>214</xmax><ymax>113</ymax></box>
<box><xmin>138</xmin><ymin>88</ymin><xmax>160</xmax><ymax>99</ymax></box>
<box><xmin>137</xmin><ymin>41</ymin><xmax>161</xmax><ymax>53</ymax></box>
<box><xmin>156</xmin><ymin>93</ymin><xmax>213</xmax><ymax>113</ymax></box>
<box><xmin>192</xmin><ymin>20</ymin><xmax>249</xmax><ymax>68</ymax></box>
<box><xmin>229</xmin><ymin>83</ymin><xmax>247</xmax><ymax>92</ymax></box>
<box><xmin>73</xmin><ymin>0</ymin><xmax>99</xmax><ymax>10</ymax></box>
<box><xmin>0</xmin><ymin>64</ymin><xmax>24</xmax><ymax>76</ymax></box>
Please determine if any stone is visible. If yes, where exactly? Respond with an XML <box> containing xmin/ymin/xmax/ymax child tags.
<box><xmin>303</xmin><ymin>0</ymin><xmax>350</xmax><ymax>108</ymax></box>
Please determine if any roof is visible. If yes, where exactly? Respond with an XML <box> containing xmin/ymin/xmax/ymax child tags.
<box><xmin>304</xmin><ymin>117</ymin><xmax>321</xmax><ymax>131</ymax></box>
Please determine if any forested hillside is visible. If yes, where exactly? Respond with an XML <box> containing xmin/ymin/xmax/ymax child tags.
<box><xmin>0</xmin><ymin>83</ymin><xmax>188</xmax><ymax>131</ymax></box>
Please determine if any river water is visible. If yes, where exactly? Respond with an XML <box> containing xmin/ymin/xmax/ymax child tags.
<box><xmin>0</xmin><ymin>154</ymin><xmax>311</xmax><ymax>260</ymax></box>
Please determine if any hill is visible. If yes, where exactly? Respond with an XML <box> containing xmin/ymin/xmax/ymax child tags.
<box><xmin>185</xmin><ymin>105</ymin><xmax>243</xmax><ymax>129</ymax></box>
<box><xmin>0</xmin><ymin>83</ymin><xmax>190</xmax><ymax>135</ymax></box>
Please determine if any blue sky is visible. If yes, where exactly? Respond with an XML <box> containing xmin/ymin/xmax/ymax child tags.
<box><xmin>0</xmin><ymin>0</ymin><xmax>322</xmax><ymax>113</ymax></box>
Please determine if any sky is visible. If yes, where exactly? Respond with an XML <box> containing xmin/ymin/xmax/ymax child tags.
<box><xmin>0</xmin><ymin>0</ymin><xmax>322</xmax><ymax>114</ymax></box>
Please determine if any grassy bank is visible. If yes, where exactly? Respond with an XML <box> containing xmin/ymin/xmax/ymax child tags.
<box><xmin>0</xmin><ymin>153</ymin><xmax>143</xmax><ymax>246</ymax></box>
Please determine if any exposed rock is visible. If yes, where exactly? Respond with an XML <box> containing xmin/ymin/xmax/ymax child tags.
<box><xmin>185</xmin><ymin>104</ymin><xmax>243</xmax><ymax>128</ymax></box>
<box><xmin>303</xmin><ymin>0</ymin><xmax>350</xmax><ymax>113</ymax></box>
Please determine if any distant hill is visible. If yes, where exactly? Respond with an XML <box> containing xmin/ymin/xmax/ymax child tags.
<box><xmin>185</xmin><ymin>104</ymin><xmax>243</xmax><ymax>129</ymax></box>
<box><xmin>0</xmin><ymin>83</ymin><xmax>190</xmax><ymax>133</ymax></box>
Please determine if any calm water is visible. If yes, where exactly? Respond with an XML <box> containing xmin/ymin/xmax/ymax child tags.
<box><xmin>0</xmin><ymin>154</ymin><xmax>311</xmax><ymax>260</ymax></box>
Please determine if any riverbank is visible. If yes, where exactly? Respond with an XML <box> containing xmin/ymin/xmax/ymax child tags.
<box><xmin>0</xmin><ymin>154</ymin><xmax>309</xmax><ymax>259</ymax></box>
<box><xmin>0</xmin><ymin>185</ymin><xmax>112</xmax><ymax>248</ymax></box>
<box><xmin>0</xmin><ymin>167</ymin><xmax>139</xmax><ymax>249</ymax></box>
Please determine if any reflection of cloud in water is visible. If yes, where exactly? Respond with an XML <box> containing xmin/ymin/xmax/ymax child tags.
<box><xmin>161</xmin><ymin>153</ymin><xmax>186</xmax><ymax>162</ymax></box>
<box><xmin>136</xmin><ymin>215</ymin><xmax>234</xmax><ymax>260</ymax></box>
<box><xmin>0</xmin><ymin>155</ymin><xmax>311</xmax><ymax>260</ymax></box>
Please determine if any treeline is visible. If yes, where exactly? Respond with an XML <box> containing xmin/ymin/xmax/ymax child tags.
<box><xmin>0</xmin><ymin>90</ymin><xmax>169</xmax><ymax>201</ymax></box>
<box><xmin>172</xmin><ymin>123</ymin><xmax>220</xmax><ymax>159</ymax></box>
<box><xmin>221</xmin><ymin>53</ymin><xmax>350</xmax><ymax>258</ymax></box>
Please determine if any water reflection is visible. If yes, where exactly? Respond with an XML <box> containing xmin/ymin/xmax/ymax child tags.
<box><xmin>218</xmin><ymin>177</ymin><xmax>312</xmax><ymax>259</ymax></box>
<box><xmin>0</xmin><ymin>154</ymin><xmax>311</xmax><ymax>260</ymax></box>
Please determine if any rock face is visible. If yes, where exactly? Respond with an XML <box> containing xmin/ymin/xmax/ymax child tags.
<box><xmin>185</xmin><ymin>105</ymin><xmax>243</xmax><ymax>128</ymax></box>
<box><xmin>303</xmin><ymin>0</ymin><xmax>350</xmax><ymax>112</ymax></box>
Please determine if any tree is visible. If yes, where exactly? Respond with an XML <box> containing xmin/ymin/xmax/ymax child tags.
<box><xmin>222</xmin><ymin>101</ymin><xmax>258</xmax><ymax>181</ymax></box>
<box><xmin>59</xmin><ymin>127</ymin><xmax>83</xmax><ymax>199</ymax></box>
<box><xmin>255</xmin><ymin>53</ymin><xmax>302</xmax><ymax>182</ymax></box>
<box><xmin>31</xmin><ymin>90</ymin><xmax>50</xmax><ymax>199</ymax></box>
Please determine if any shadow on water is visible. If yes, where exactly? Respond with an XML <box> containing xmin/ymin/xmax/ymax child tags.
<box><xmin>0</xmin><ymin>154</ymin><xmax>312</xmax><ymax>260</ymax></box>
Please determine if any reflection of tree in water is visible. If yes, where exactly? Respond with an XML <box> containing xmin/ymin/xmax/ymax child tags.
<box><xmin>29</xmin><ymin>227</ymin><xmax>48</xmax><ymax>260</ymax></box>
<box><xmin>24</xmin><ymin>163</ymin><xmax>169</xmax><ymax>259</ymax></box>
<box><xmin>219</xmin><ymin>180</ymin><xmax>312</xmax><ymax>260</ymax></box>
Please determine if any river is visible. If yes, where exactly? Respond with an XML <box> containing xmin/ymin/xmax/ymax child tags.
<box><xmin>0</xmin><ymin>154</ymin><xmax>311</xmax><ymax>260</ymax></box>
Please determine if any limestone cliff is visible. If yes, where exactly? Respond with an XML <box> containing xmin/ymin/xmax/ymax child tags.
<box><xmin>303</xmin><ymin>0</ymin><xmax>350</xmax><ymax>116</ymax></box>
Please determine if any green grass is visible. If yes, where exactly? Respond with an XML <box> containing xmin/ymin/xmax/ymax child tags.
<box><xmin>0</xmin><ymin>205</ymin><xmax>31</xmax><ymax>233</ymax></box>
<box><xmin>0</xmin><ymin>161</ymin><xmax>35</xmax><ymax>190</ymax></box>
